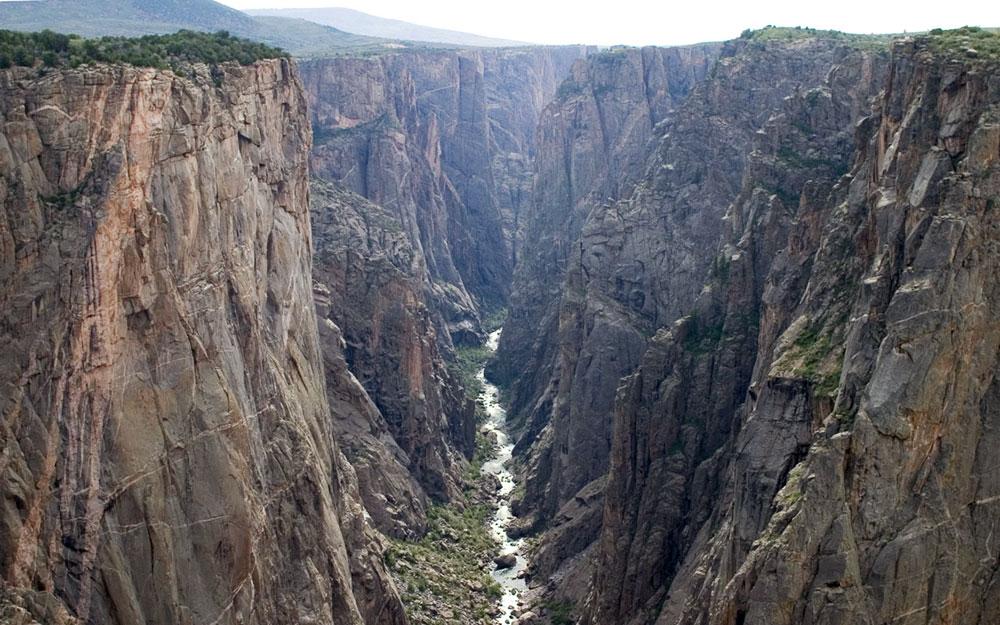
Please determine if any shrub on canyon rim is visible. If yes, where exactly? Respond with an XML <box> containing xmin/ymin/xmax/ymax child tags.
<box><xmin>0</xmin><ymin>28</ymin><xmax>285</xmax><ymax>70</ymax></box>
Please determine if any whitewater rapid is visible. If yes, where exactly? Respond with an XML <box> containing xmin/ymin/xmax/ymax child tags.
<box><xmin>478</xmin><ymin>329</ymin><xmax>528</xmax><ymax>625</ymax></box>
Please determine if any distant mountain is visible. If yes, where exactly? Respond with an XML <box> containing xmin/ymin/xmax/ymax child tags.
<box><xmin>248</xmin><ymin>7</ymin><xmax>530</xmax><ymax>48</ymax></box>
<box><xmin>0</xmin><ymin>0</ymin><xmax>407</xmax><ymax>55</ymax></box>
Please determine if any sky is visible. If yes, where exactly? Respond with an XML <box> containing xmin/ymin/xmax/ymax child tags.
<box><xmin>214</xmin><ymin>0</ymin><xmax>1000</xmax><ymax>46</ymax></box>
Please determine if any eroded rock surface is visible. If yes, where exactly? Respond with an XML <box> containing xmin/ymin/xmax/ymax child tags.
<box><xmin>300</xmin><ymin>47</ymin><xmax>587</xmax><ymax>335</ymax></box>
<box><xmin>576</xmin><ymin>35</ymin><xmax>1000</xmax><ymax>625</ymax></box>
<box><xmin>311</xmin><ymin>180</ymin><xmax>474</xmax><ymax>537</ymax></box>
<box><xmin>299</xmin><ymin>47</ymin><xmax>588</xmax><ymax>540</ymax></box>
<box><xmin>0</xmin><ymin>61</ymin><xmax>405</xmax><ymax>625</ymax></box>
<box><xmin>497</xmin><ymin>37</ymin><xmax>888</xmax><ymax>613</ymax></box>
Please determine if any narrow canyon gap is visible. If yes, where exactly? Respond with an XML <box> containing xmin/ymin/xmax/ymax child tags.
<box><xmin>0</xmin><ymin>15</ymin><xmax>998</xmax><ymax>625</ymax></box>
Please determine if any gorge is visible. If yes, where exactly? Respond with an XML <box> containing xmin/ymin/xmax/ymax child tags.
<box><xmin>0</xmin><ymin>10</ymin><xmax>998</xmax><ymax>625</ymax></box>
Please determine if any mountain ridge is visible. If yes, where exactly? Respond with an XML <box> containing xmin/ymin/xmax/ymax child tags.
<box><xmin>248</xmin><ymin>6</ymin><xmax>531</xmax><ymax>48</ymax></box>
<box><xmin>0</xmin><ymin>0</ymin><xmax>412</xmax><ymax>55</ymax></box>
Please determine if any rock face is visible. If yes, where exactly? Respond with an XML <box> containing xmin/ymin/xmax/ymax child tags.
<box><xmin>299</xmin><ymin>47</ymin><xmax>587</xmax><ymax>334</ymax></box>
<box><xmin>489</xmin><ymin>44</ymin><xmax>722</xmax><ymax>445</ymax></box>
<box><xmin>3</xmin><ymin>26</ymin><xmax>997</xmax><ymax>625</ymax></box>
<box><xmin>311</xmin><ymin>179</ymin><xmax>474</xmax><ymax>537</ymax></box>
<box><xmin>299</xmin><ymin>47</ymin><xmax>587</xmax><ymax>539</ymax></box>
<box><xmin>495</xmin><ymin>37</ymin><xmax>889</xmax><ymax>604</ymax></box>
<box><xmin>0</xmin><ymin>61</ymin><xmax>405</xmax><ymax>625</ymax></box>
<box><xmin>575</xmin><ymin>34</ymin><xmax>1000</xmax><ymax>625</ymax></box>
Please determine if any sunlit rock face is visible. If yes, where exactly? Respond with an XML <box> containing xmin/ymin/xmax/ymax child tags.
<box><xmin>0</xmin><ymin>60</ymin><xmax>405</xmax><ymax>625</ymax></box>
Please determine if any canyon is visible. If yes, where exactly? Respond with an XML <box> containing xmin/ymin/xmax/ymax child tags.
<box><xmin>0</xmin><ymin>16</ymin><xmax>998</xmax><ymax>625</ymax></box>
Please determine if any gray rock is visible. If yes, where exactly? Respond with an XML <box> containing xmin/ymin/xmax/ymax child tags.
<box><xmin>494</xmin><ymin>554</ymin><xmax>517</xmax><ymax>569</ymax></box>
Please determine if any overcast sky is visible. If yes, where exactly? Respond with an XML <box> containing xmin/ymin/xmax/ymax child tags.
<box><xmin>215</xmin><ymin>0</ymin><xmax>1000</xmax><ymax>46</ymax></box>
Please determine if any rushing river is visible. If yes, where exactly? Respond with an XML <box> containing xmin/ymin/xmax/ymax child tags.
<box><xmin>478</xmin><ymin>329</ymin><xmax>528</xmax><ymax>625</ymax></box>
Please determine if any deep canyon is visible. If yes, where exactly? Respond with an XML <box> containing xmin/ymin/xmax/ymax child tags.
<box><xmin>0</xmin><ymin>16</ymin><xmax>999</xmax><ymax>625</ymax></box>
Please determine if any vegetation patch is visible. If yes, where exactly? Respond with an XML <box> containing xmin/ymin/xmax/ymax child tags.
<box><xmin>740</xmin><ymin>25</ymin><xmax>892</xmax><ymax>50</ymax></box>
<box><xmin>777</xmin><ymin>318</ymin><xmax>844</xmax><ymax>398</ymax></box>
<box><xmin>481</xmin><ymin>307</ymin><xmax>508</xmax><ymax>333</ymax></box>
<box><xmin>464</xmin><ymin>432</ymin><xmax>497</xmax><ymax>484</ymax></box>
<box><xmin>832</xmin><ymin>407</ymin><xmax>858</xmax><ymax>428</ymax></box>
<box><xmin>759</xmin><ymin>182</ymin><xmax>801</xmax><ymax>208</ymax></box>
<box><xmin>682</xmin><ymin>313</ymin><xmax>725</xmax><ymax>355</ymax></box>
<box><xmin>41</xmin><ymin>183</ymin><xmax>86</xmax><ymax>212</ymax></box>
<box><xmin>0</xmin><ymin>29</ymin><xmax>285</xmax><ymax>71</ymax></box>
<box><xmin>387</xmin><ymin>432</ymin><xmax>502</xmax><ymax>625</ymax></box>
<box><xmin>777</xmin><ymin>147</ymin><xmax>845</xmax><ymax>173</ymax></box>
<box><xmin>924</xmin><ymin>26</ymin><xmax>1000</xmax><ymax>64</ymax></box>
<box><xmin>543</xmin><ymin>600</ymin><xmax>576</xmax><ymax>625</ymax></box>
<box><xmin>708</xmin><ymin>254</ymin><xmax>731</xmax><ymax>284</ymax></box>
<box><xmin>775</xmin><ymin>461</ymin><xmax>808</xmax><ymax>508</ymax></box>
<box><xmin>555</xmin><ymin>78</ymin><xmax>586</xmax><ymax>100</ymax></box>
<box><xmin>592</xmin><ymin>47</ymin><xmax>630</xmax><ymax>66</ymax></box>
<box><xmin>451</xmin><ymin>343</ymin><xmax>492</xmax><ymax>403</ymax></box>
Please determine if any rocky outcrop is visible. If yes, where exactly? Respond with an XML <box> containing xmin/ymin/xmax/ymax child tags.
<box><xmin>0</xmin><ymin>61</ymin><xmax>405</xmax><ymax>625</ymax></box>
<box><xmin>501</xmin><ymin>39</ymin><xmax>886</xmax><ymax>607</ymax></box>
<box><xmin>580</xmin><ymin>32</ymin><xmax>1000</xmax><ymax>625</ymax></box>
<box><xmin>299</xmin><ymin>47</ymin><xmax>586</xmax><ymax>540</ymax></box>
<box><xmin>578</xmin><ymin>34</ymin><xmax>888</xmax><ymax>624</ymax></box>
<box><xmin>299</xmin><ymin>46</ymin><xmax>586</xmax><ymax>337</ymax></box>
<box><xmin>490</xmin><ymin>44</ymin><xmax>721</xmax><ymax>445</ymax></box>
<box><xmin>311</xmin><ymin>179</ymin><xmax>474</xmax><ymax>537</ymax></box>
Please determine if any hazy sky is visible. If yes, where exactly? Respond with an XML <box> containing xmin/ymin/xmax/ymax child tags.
<box><xmin>215</xmin><ymin>0</ymin><xmax>1000</xmax><ymax>46</ymax></box>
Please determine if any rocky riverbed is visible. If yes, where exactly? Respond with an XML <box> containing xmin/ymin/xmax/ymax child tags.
<box><xmin>478</xmin><ymin>330</ymin><xmax>529</xmax><ymax>624</ymax></box>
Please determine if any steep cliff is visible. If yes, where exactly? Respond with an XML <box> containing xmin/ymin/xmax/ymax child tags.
<box><xmin>300</xmin><ymin>46</ymin><xmax>586</xmax><ymax>333</ymax></box>
<box><xmin>581</xmin><ymin>30</ymin><xmax>1000</xmax><ymax>625</ymax></box>
<box><xmin>299</xmin><ymin>47</ymin><xmax>586</xmax><ymax>538</ymax></box>
<box><xmin>489</xmin><ymin>44</ymin><xmax>721</xmax><ymax>445</ymax></box>
<box><xmin>500</xmin><ymin>38</ymin><xmax>888</xmax><ymax>608</ymax></box>
<box><xmin>311</xmin><ymin>179</ymin><xmax>474</xmax><ymax>537</ymax></box>
<box><xmin>0</xmin><ymin>60</ymin><xmax>405</xmax><ymax>625</ymax></box>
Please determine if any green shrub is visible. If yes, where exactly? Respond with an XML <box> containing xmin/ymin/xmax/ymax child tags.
<box><xmin>387</xmin><ymin>501</ymin><xmax>500</xmax><ymax>625</ymax></box>
<box><xmin>924</xmin><ymin>26</ymin><xmax>1000</xmax><ymax>63</ymax></box>
<box><xmin>0</xmin><ymin>28</ymin><xmax>286</xmax><ymax>72</ymax></box>
<box><xmin>544</xmin><ymin>600</ymin><xmax>576</xmax><ymax>625</ymax></box>
<box><xmin>450</xmin><ymin>343</ymin><xmax>492</xmax><ymax>401</ymax></box>
<box><xmin>742</xmin><ymin>25</ymin><xmax>892</xmax><ymax>51</ymax></box>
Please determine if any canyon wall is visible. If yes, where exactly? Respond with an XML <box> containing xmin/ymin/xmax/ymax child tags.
<box><xmin>300</xmin><ymin>46</ymin><xmax>587</xmax><ymax>332</ymax></box>
<box><xmin>497</xmin><ymin>37</ymin><xmax>890</xmax><ymax>608</ymax></box>
<box><xmin>489</xmin><ymin>44</ymin><xmax>721</xmax><ymax>444</ymax></box>
<box><xmin>590</xmin><ymin>35</ymin><xmax>1000</xmax><ymax>625</ymax></box>
<box><xmin>577</xmin><ymin>34</ymin><xmax>889</xmax><ymax>624</ymax></box>
<box><xmin>298</xmin><ymin>47</ymin><xmax>587</xmax><ymax>538</ymax></box>
<box><xmin>0</xmin><ymin>60</ymin><xmax>405</xmax><ymax>625</ymax></box>
<box><xmin>2</xmin><ymin>25</ymin><xmax>996</xmax><ymax>625</ymax></box>
<box><xmin>311</xmin><ymin>179</ymin><xmax>474</xmax><ymax>537</ymax></box>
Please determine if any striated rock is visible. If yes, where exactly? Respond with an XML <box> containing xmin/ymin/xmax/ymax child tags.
<box><xmin>579</xmin><ymin>45</ymin><xmax>885</xmax><ymax>620</ymax></box>
<box><xmin>665</xmin><ymin>36</ymin><xmax>1000</xmax><ymax>625</ymax></box>
<box><xmin>0</xmin><ymin>61</ymin><xmax>405</xmax><ymax>625</ymax></box>
<box><xmin>490</xmin><ymin>44</ymin><xmax>722</xmax><ymax>446</ymax></box>
<box><xmin>300</xmin><ymin>46</ymin><xmax>587</xmax><ymax>338</ymax></box>
<box><xmin>503</xmin><ymin>37</ymin><xmax>887</xmax><ymax>610</ymax></box>
<box><xmin>299</xmin><ymin>46</ymin><xmax>587</xmax><ymax>541</ymax></box>
<box><xmin>577</xmin><ymin>32</ymin><xmax>1000</xmax><ymax>625</ymax></box>
<box><xmin>311</xmin><ymin>179</ymin><xmax>474</xmax><ymax>536</ymax></box>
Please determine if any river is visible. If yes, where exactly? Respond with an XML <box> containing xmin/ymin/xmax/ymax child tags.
<box><xmin>477</xmin><ymin>329</ymin><xmax>528</xmax><ymax>625</ymax></box>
